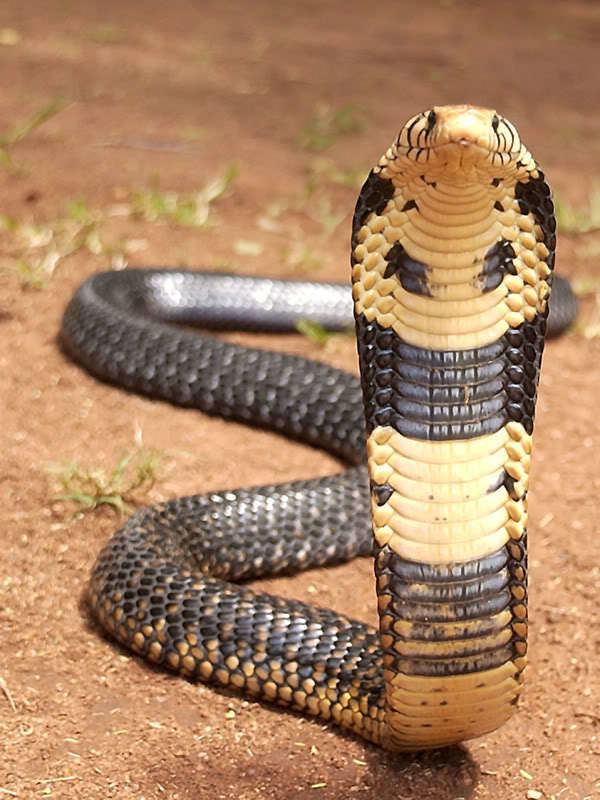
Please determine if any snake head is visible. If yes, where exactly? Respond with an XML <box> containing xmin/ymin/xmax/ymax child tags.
<box><xmin>390</xmin><ymin>104</ymin><xmax>527</xmax><ymax>181</ymax></box>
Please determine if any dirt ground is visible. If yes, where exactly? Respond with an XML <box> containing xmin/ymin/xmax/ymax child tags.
<box><xmin>1</xmin><ymin>1</ymin><xmax>599</xmax><ymax>798</ymax></box>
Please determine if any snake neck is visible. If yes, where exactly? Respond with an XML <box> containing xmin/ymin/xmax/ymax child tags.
<box><xmin>352</xmin><ymin>106</ymin><xmax>555</xmax><ymax>750</ymax></box>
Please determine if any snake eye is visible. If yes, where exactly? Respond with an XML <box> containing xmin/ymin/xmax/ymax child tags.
<box><xmin>426</xmin><ymin>110</ymin><xmax>437</xmax><ymax>130</ymax></box>
<box><xmin>491</xmin><ymin>114</ymin><xmax>500</xmax><ymax>132</ymax></box>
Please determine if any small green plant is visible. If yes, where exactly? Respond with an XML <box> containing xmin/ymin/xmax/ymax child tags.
<box><xmin>0</xmin><ymin>99</ymin><xmax>66</xmax><ymax>171</ymax></box>
<box><xmin>577</xmin><ymin>294</ymin><xmax>600</xmax><ymax>339</ymax></box>
<box><xmin>5</xmin><ymin>257</ymin><xmax>54</xmax><ymax>290</ymax></box>
<box><xmin>1</xmin><ymin>199</ymin><xmax>137</xmax><ymax>288</ymax></box>
<box><xmin>179</xmin><ymin>126</ymin><xmax>207</xmax><ymax>142</ymax></box>
<box><xmin>295</xmin><ymin>319</ymin><xmax>335</xmax><ymax>345</ymax></box>
<box><xmin>570</xmin><ymin>276</ymin><xmax>600</xmax><ymax>339</ymax></box>
<box><xmin>307</xmin><ymin>158</ymin><xmax>367</xmax><ymax>189</ymax></box>
<box><xmin>427</xmin><ymin>67</ymin><xmax>445</xmax><ymax>83</ymax></box>
<box><xmin>298</xmin><ymin>104</ymin><xmax>364</xmax><ymax>151</ymax></box>
<box><xmin>88</xmin><ymin>25</ymin><xmax>127</xmax><ymax>44</ymax></box>
<box><xmin>129</xmin><ymin>163</ymin><xmax>238</xmax><ymax>226</ymax></box>
<box><xmin>258</xmin><ymin>179</ymin><xmax>348</xmax><ymax>274</ymax></box>
<box><xmin>284</xmin><ymin>240</ymin><xmax>322</xmax><ymax>272</ymax></box>
<box><xmin>193</xmin><ymin>42</ymin><xmax>212</xmax><ymax>64</ymax></box>
<box><xmin>50</xmin><ymin>447</ymin><xmax>163</xmax><ymax>515</ymax></box>
<box><xmin>554</xmin><ymin>187</ymin><xmax>600</xmax><ymax>234</ymax></box>
<box><xmin>572</xmin><ymin>275</ymin><xmax>600</xmax><ymax>297</ymax></box>
<box><xmin>232</xmin><ymin>238</ymin><xmax>263</xmax><ymax>256</ymax></box>
<box><xmin>295</xmin><ymin>319</ymin><xmax>354</xmax><ymax>347</ymax></box>
<box><xmin>1</xmin><ymin>162</ymin><xmax>238</xmax><ymax>289</ymax></box>
<box><xmin>311</xmin><ymin>198</ymin><xmax>346</xmax><ymax>237</ymax></box>
<box><xmin>574</xmin><ymin>238</ymin><xmax>600</xmax><ymax>259</ymax></box>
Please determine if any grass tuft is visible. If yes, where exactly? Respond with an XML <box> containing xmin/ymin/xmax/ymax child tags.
<box><xmin>576</xmin><ymin>295</ymin><xmax>600</xmax><ymax>339</ymax></box>
<box><xmin>49</xmin><ymin>447</ymin><xmax>163</xmax><ymax>515</ymax></box>
<box><xmin>570</xmin><ymin>276</ymin><xmax>600</xmax><ymax>339</ymax></box>
<box><xmin>2</xmin><ymin>161</ymin><xmax>238</xmax><ymax>289</ymax></box>
<box><xmin>298</xmin><ymin>104</ymin><xmax>364</xmax><ymax>152</ymax></box>
<box><xmin>295</xmin><ymin>319</ymin><xmax>354</xmax><ymax>347</ymax></box>
<box><xmin>306</xmin><ymin>158</ymin><xmax>367</xmax><ymax>189</ymax></box>
<box><xmin>88</xmin><ymin>25</ymin><xmax>127</xmax><ymax>45</ymax></box>
<box><xmin>1</xmin><ymin>199</ymin><xmax>139</xmax><ymax>288</ymax></box>
<box><xmin>295</xmin><ymin>319</ymin><xmax>334</xmax><ymax>345</ymax></box>
<box><xmin>129</xmin><ymin>163</ymin><xmax>238</xmax><ymax>226</ymax></box>
<box><xmin>284</xmin><ymin>241</ymin><xmax>322</xmax><ymax>273</ymax></box>
<box><xmin>255</xmin><ymin>158</ymin><xmax>363</xmax><ymax>273</ymax></box>
<box><xmin>554</xmin><ymin>186</ymin><xmax>600</xmax><ymax>234</ymax></box>
<box><xmin>572</xmin><ymin>275</ymin><xmax>600</xmax><ymax>298</ymax></box>
<box><xmin>0</xmin><ymin>99</ymin><xmax>67</xmax><ymax>172</ymax></box>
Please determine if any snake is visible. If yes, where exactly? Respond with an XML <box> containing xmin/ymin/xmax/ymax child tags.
<box><xmin>62</xmin><ymin>105</ymin><xmax>577</xmax><ymax>751</ymax></box>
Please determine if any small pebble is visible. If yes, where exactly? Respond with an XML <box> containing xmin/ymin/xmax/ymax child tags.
<box><xmin>526</xmin><ymin>790</ymin><xmax>543</xmax><ymax>800</ymax></box>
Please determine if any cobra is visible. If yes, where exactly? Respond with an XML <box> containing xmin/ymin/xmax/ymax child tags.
<box><xmin>62</xmin><ymin>105</ymin><xmax>576</xmax><ymax>751</ymax></box>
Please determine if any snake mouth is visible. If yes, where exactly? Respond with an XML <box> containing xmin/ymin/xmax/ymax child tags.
<box><xmin>397</xmin><ymin>140</ymin><xmax>505</xmax><ymax>172</ymax></box>
<box><xmin>431</xmin><ymin>139</ymin><xmax>499</xmax><ymax>168</ymax></box>
<box><xmin>429</xmin><ymin>139</ymin><xmax>494</xmax><ymax>154</ymax></box>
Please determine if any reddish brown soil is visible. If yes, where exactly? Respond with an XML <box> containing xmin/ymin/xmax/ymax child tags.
<box><xmin>1</xmin><ymin>2</ymin><xmax>599</xmax><ymax>798</ymax></box>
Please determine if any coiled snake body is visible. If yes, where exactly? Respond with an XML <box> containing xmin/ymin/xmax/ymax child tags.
<box><xmin>62</xmin><ymin>106</ymin><xmax>577</xmax><ymax>751</ymax></box>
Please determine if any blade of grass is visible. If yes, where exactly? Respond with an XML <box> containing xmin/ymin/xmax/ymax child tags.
<box><xmin>2</xmin><ymin>99</ymin><xmax>68</xmax><ymax>147</ymax></box>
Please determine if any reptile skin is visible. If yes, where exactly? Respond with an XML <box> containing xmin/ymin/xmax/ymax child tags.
<box><xmin>62</xmin><ymin>105</ymin><xmax>576</xmax><ymax>751</ymax></box>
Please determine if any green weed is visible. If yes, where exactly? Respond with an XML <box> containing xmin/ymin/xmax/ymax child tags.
<box><xmin>88</xmin><ymin>26</ymin><xmax>127</xmax><ymax>44</ymax></box>
<box><xmin>0</xmin><ymin>99</ymin><xmax>67</xmax><ymax>172</ymax></box>
<box><xmin>311</xmin><ymin>198</ymin><xmax>346</xmax><ymax>237</ymax></box>
<box><xmin>179</xmin><ymin>126</ymin><xmax>207</xmax><ymax>142</ymax></box>
<box><xmin>232</xmin><ymin>239</ymin><xmax>263</xmax><ymax>256</ymax></box>
<box><xmin>298</xmin><ymin>104</ymin><xmax>364</xmax><ymax>151</ymax></box>
<box><xmin>5</xmin><ymin>257</ymin><xmax>56</xmax><ymax>290</ymax></box>
<box><xmin>307</xmin><ymin>157</ymin><xmax>367</xmax><ymax>189</ymax></box>
<box><xmin>572</xmin><ymin>275</ymin><xmax>600</xmax><ymax>297</ymax></box>
<box><xmin>295</xmin><ymin>319</ymin><xmax>335</xmax><ymax>345</ymax></box>
<box><xmin>50</xmin><ymin>447</ymin><xmax>163</xmax><ymax>515</ymax></box>
<box><xmin>295</xmin><ymin>319</ymin><xmax>354</xmax><ymax>347</ymax></box>
<box><xmin>284</xmin><ymin>240</ymin><xmax>322</xmax><ymax>273</ymax></box>
<box><xmin>427</xmin><ymin>67</ymin><xmax>445</xmax><ymax>83</ymax></box>
<box><xmin>257</xmin><ymin>164</ymin><xmax>353</xmax><ymax>273</ymax></box>
<box><xmin>129</xmin><ymin>163</ymin><xmax>238</xmax><ymax>226</ymax></box>
<box><xmin>193</xmin><ymin>43</ymin><xmax>212</xmax><ymax>64</ymax></box>
<box><xmin>574</xmin><ymin>239</ymin><xmax>600</xmax><ymax>259</ymax></box>
<box><xmin>554</xmin><ymin>187</ymin><xmax>600</xmax><ymax>234</ymax></box>
<box><xmin>569</xmin><ymin>276</ymin><xmax>600</xmax><ymax>339</ymax></box>
<box><xmin>1</xmin><ymin>199</ymin><xmax>136</xmax><ymax>289</ymax></box>
<box><xmin>1</xmin><ymin>160</ymin><xmax>238</xmax><ymax>288</ymax></box>
<box><xmin>577</xmin><ymin>295</ymin><xmax>600</xmax><ymax>339</ymax></box>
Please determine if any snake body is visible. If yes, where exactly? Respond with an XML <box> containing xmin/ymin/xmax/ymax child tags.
<box><xmin>62</xmin><ymin>106</ymin><xmax>576</xmax><ymax>751</ymax></box>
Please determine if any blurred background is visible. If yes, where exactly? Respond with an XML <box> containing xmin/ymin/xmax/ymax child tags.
<box><xmin>1</xmin><ymin>3</ymin><xmax>599</xmax><ymax>800</ymax></box>
<box><xmin>1</xmin><ymin>1</ymin><xmax>599</xmax><ymax>293</ymax></box>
